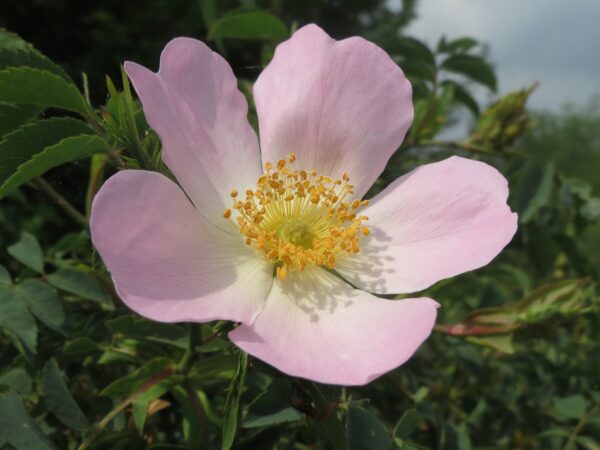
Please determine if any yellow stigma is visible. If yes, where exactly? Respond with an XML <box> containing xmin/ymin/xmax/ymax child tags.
<box><xmin>224</xmin><ymin>153</ymin><xmax>369</xmax><ymax>280</ymax></box>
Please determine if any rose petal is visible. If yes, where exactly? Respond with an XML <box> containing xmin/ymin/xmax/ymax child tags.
<box><xmin>337</xmin><ymin>156</ymin><xmax>518</xmax><ymax>294</ymax></box>
<box><xmin>229</xmin><ymin>266</ymin><xmax>438</xmax><ymax>385</ymax></box>
<box><xmin>90</xmin><ymin>170</ymin><xmax>273</xmax><ymax>323</ymax></box>
<box><xmin>124</xmin><ymin>37</ymin><xmax>261</xmax><ymax>227</ymax></box>
<box><xmin>254</xmin><ymin>24</ymin><xmax>413</xmax><ymax>198</ymax></box>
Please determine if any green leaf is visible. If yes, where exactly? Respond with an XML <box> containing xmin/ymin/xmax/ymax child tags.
<box><xmin>520</xmin><ymin>162</ymin><xmax>555</xmax><ymax>223</ymax></box>
<box><xmin>43</xmin><ymin>358</ymin><xmax>89</xmax><ymax>431</ymax></box>
<box><xmin>18</xmin><ymin>279</ymin><xmax>66</xmax><ymax>332</ymax></box>
<box><xmin>0</xmin><ymin>117</ymin><xmax>95</xmax><ymax>193</ymax></box>
<box><xmin>0</xmin><ymin>285</ymin><xmax>37</xmax><ymax>356</ymax></box>
<box><xmin>0</xmin><ymin>48</ymin><xmax>70</xmax><ymax>80</ymax></box>
<box><xmin>47</xmin><ymin>268</ymin><xmax>111</xmax><ymax>303</ymax></box>
<box><xmin>202</xmin><ymin>0</ymin><xmax>218</xmax><ymax>27</ymax></box>
<box><xmin>0</xmin><ymin>102</ymin><xmax>41</xmax><ymax>137</ymax></box>
<box><xmin>438</xmin><ymin>37</ymin><xmax>478</xmax><ymax>54</ymax></box>
<box><xmin>440</xmin><ymin>425</ymin><xmax>472</xmax><ymax>450</ymax></box>
<box><xmin>132</xmin><ymin>378</ymin><xmax>176</xmax><ymax>432</ymax></box>
<box><xmin>101</xmin><ymin>357</ymin><xmax>175</xmax><ymax>398</ymax></box>
<box><xmin>209</xmin><ymin>11</ymin><xmax>288</xmax><ymax>43</ymax></box>
<box><xmin>221</xmin><ymin>351</ymin><xmax>248</xmax><ymax>450</ymax></box>
<box><xmin>0</xmin><ymin>265</ymin><xmax>11</xmax><ymax>285</ymax></box>
<box><xmin>0</xmin><ymin>67</ymin><xmax>88</xmax><ymax>115</ymax></box>
<box><xmin>106</xmin><ymin>315</ymin><xmax>188</xmax><ymax>349</ymax></box>
<box><xmin>393</xmin><ymin>408</ymin><xmax>420</xmax><ymax>440</ymax></box>
<box><xmin>0</xmin><ymin>367</ymin><xmax>32</xmax><ymax>395</ymax></box>
<box><xmin>441</xmin><ymin>54</ymin><xmax>497</xmax><ymax>91</ymax></box>
<box><xmin>516</xmin><ymin>279</ymin><xmax>593</xmax><ymax>324</ymax></box>
<box><xmin>553</xmin><ymin>395</ymin><xmax>588</xmax><ymax>420</ymax></box>
<box><xmin>442</xmin><ymin>80</ymin><xmax>480</xmax><ymax>116</ymax></box>
<box><xmin>346</xmin><ymin>404</ymin><xmax>392</xmax><ymax>450</ymax></box>
<box><xmin>0</xmin><ymin>390</ymin><xmax>57</xmax><ymax>450</ymax></box>
<box><xmin>466</xmin><ymin>334</ymin><xmax>515</xmax><ymax>354</ymax></box>
<box><xmin>0</xmin><ymin>28</ymin><xmax>34</xmax><ymax>51</ymax></box>
<box><xmin>0</xmin><ymin>133</ymin><xmax>109</xmax><ymax>198</ymax></box>
<box><xmin>7</xmin><ymin>232</ymin><xmax>44</xmax><ymax>273</ymax></box>
<box><xmin>243</xmin><ymin>378</ymin><xmax>304</xmax><ymax>428</ymax></box>
<box><xmin>394</xmin><ymin>36</ymin><xmax>436</xmax><ymax>66</ymax></box>
<box><xmin>62</xmin><ymin>337</ymin><xmax>99</xmax><ymax>358</ymax></box>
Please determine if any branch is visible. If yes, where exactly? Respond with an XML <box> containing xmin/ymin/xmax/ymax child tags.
<box><xmin>32</xmin><ymin>177</ymin><xmax>88</xmax><ymax>227</ymax></box>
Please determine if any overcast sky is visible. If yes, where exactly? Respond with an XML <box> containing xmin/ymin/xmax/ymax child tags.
<box><xmin>397</xmin><ymin>0</ymin><xmax>600</xmax><ymax>111</ymax></box>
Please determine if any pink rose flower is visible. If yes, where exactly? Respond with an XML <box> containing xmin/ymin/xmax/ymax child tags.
<box><xmin>90</xmin><ymin>25</ymin><xmax>517</xmax><ymax>385</ymax></box>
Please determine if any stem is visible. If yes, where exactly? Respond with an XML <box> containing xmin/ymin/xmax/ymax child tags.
<box><xmin>77</xmin><ymin>368</ymin><xmax>174</xmax><ymax>450</ymax></box>
<box><xmin>416</xmin><ymin>140</ymin><xmax>494</xmax><ymax>155</ymax></box>
<box><xmin>563</xmin><ymin>404</ymin><xmax>599</xmax><ymax>450</ymax></box>
<box><xmin>303</xmin><ymin>383</ymin><xmax>346</xmax><ymax>450</ymax></box>
<box><xmin>406</xmin><ymin>70</ymin><xmax>438</xmax><ymax>146</ymax></box>
<box><xmin>435</xmin><ymin>323</ymin><xmax>520</xmax><ymax>337</ymax></box>
<box><xmin>32</xmin><ymin>177</ymin><xmax>88</xmax><ymax>227</ymax></box>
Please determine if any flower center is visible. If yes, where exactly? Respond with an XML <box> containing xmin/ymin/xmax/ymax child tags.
<box><xmin>224</xmin><ymin>153</ymin><xmax>369</xmax><ymax>280</ymax></box>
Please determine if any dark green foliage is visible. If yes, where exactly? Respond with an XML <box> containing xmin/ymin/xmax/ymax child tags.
<box><xmin>0</xmin><ymin>2</ymin><xmax>598</xmax><ymax>450</ymax></box>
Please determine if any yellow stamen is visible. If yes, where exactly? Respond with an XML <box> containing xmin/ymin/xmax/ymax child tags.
<box><xmin>226</xmin><ymin>156</ymin><xmax>369</xmax><ymax>276</ymax></box>
<box><xmin>276</xmin><ymin>265</ymin><xmax>287</xmax><ymax>281</ymax></box>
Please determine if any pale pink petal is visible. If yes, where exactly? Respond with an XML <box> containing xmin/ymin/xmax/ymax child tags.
<box><xmin>124</xmin><ymin>38</ymin><xmax>261</xmax><ymax>227</ymax></box>
<box><xmin>254</xmin><ymin>24</ymin><xmax>413</xmax><ymax>198</ymax></box>
<box><xmin>90</xmin><ymin>170</ymin><xmax>273</xmax><ymax>323</ymax></box>
<box><xmin>229</xmin><ymin>267</ymin><xmax>438</xmax><ymax>385</ymax></box>
<box><xmin>336</xmin><ymin>156</ymin><xmax>518</xmax><ymax>294</ymax></box>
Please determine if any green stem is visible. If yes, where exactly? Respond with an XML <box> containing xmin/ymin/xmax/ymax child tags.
<box><xmin>434</xmin><ymin>323</ymin><xmax>520</xmax><ymax>337</ymax></box>
<box><xmin>304</xmin><ymin>383</ymin><xmax>346</xmax><ymax>450</ymax></box>
<box><xmin>416</xmin><ymin>140</ymin><xmax>494</xmax><ymax>155</ymax></box>
<box><xmin>563</xmin><ymin>404</ymin><xmax>599</xmax><ymax>450</ymax></box>
<box><xmin>77</xmin><ymin>368</ymin><xmax>174</xmax><ymax>450</ymax></box>
<box><xmin>32</xmin><ymin>177</ymin><xmax>88</xmax><ymax>227</ymax></box>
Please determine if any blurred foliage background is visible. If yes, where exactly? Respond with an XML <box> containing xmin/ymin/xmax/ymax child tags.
<box><xmin>0</xmin><ymin>0</ymin><xmax>598</xmax><ymax>449</ymax></box>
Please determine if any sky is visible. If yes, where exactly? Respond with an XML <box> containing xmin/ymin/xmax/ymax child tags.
<box><xmin>396</xmin><ymin>0</ymin><xmax>600</xmax><ymax>111</ymax></box>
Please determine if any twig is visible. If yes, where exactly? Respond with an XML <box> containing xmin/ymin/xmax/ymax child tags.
<box><xmin>563</xmin><ymin>404</ymin><xmax>599</xmax><ymax>450</ymax></box>
<box><xmin>32</xmin><ymin>177</ymin><xmax>88</xmax><ymax>227</ymax></box>
<box><xmin>434</xmin><ymin>323</ymin><xmax>520</xmax><ymax>336</ymax></box>
<box><xmin>77</xmin><ymin>368</ymin><xmax>174</xmax><ymax>450</ymax></box>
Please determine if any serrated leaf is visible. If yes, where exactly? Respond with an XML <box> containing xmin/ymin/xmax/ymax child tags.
<box><xmin>553</xmin><ymin>395</ymin><xmax>588</xmax><ymax>420</ymax></box>
<box><xmin>520</xmin><ymin>162</ymin><xmax>555</xmax><ymax>223</ymax></box>
<box><xmin>0</xmin><ymin>67</ymin><xmax>88</xmax><ymax>115</ymax></box>
<box><xmin>0</xmin><ymin>133</ymin><xmax>108</xmax><ymax>198</ymax></box>
<box><xmin>0</xmin><ymin>285</ymin><xmax>37</xmax><ymax>356</ymax></box>
<box><xmin>132</xmin><ymin>379</ymin><xmax>175</xmax><ymax>432</ymax></box>
<box><xmin>0</xmin><ymin>367</ymin><xmax>32</xmax><ymax>395</ymax></box>
<box><xmin>47</xmin><ymin>268</ymin><xmax>110</xmax><ymax>303</ymax></box>
<box><xmin>202</xmin><ymin>0</ymin><xmax>218</xmax><ymax>27</ymax></box>
<box><xmin>393</xmin><ymin>408</ymin><xmax>420</xmax><ymax>440</ymax></box>
<box><xmin>101</xmin><ymin>357</ymin><xmax>175</xmax><ymax>398</ymax></box>
<box><xmin>0</xmin><ymin>48</ymin><xmax>70</xmax><ymax>80</ymax></box>
<box><xmin>43</xmin><ymin>358</ymin><xmax>89</xmax><ymax>431</ymax></box>
<box><xmin>222</xmin><ymin>351</ymin><xmax>248</xmax><ymax>450</ymax></box>
<box><xmin>441</xmin><ymin>54</ymin><xmax>497</xmax><ymax>91</ymax></box>
<box><xmin>106</xmin><ymin>315</ymin><xmax>188</xmax><ymax>349</ymax></box>
<box><xmin>0</xmin><ymin>117</ymin><xmax>94</xmax><ymax>191</ymax></box>
<box><xmin>512</xmin><ymin>161</ymin><xmax>555</xmax><ymax>223</ymax></box>
<box><xmin>442</xmin><ymin>80</ymin><xmax>480</xmax><ymax>116</ymax></box>
<box><xmin>18</xmin><ymin>279</ymin><xmax>66</xmax><ymax>332</ymax></box>
<box><xmin>7</xmin><ymin>232</ymin><xmax>44</xmax><ymax>273</ymax></box>
<box><xmin>0</xmin><ymin>102</ymin><xmax>41</xmax><ymax>137</ymax></box>
<box><xmin>394</xmin><ymin>36</ymin><xmax>436</xmax><ymax>66</ymax></box>
<box><xmin>438</xmin><ymin>37</ymin><xmax>478</xmax><ymax>54</ymax></box>
<box><xmin>0</xmin><ymin>390</ymin><xmax>57</xmax><ymax>450</ymax></box>
<box><xmin>0</xmin><ymin>265</ymin><xmax>11</xmax><ymax>285</ymax></box>
<box><xmin>209</xmin><ymin>11</ymin><xmax>288</xmax><ymax>42</ymax></box>
<box><xmin>346</xmin><ymin>405</ymin><xmax>392</xmax><ymax>450</ymax></box>
<box><xmin>466</xmin><ymin>334</ymin><xmax>514</xmax><ymax>354</ymax></box>
<box><xmin>243</xmin><ymin>378</ymin><xmax>303</xmax><ymax>428</ymax></box>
